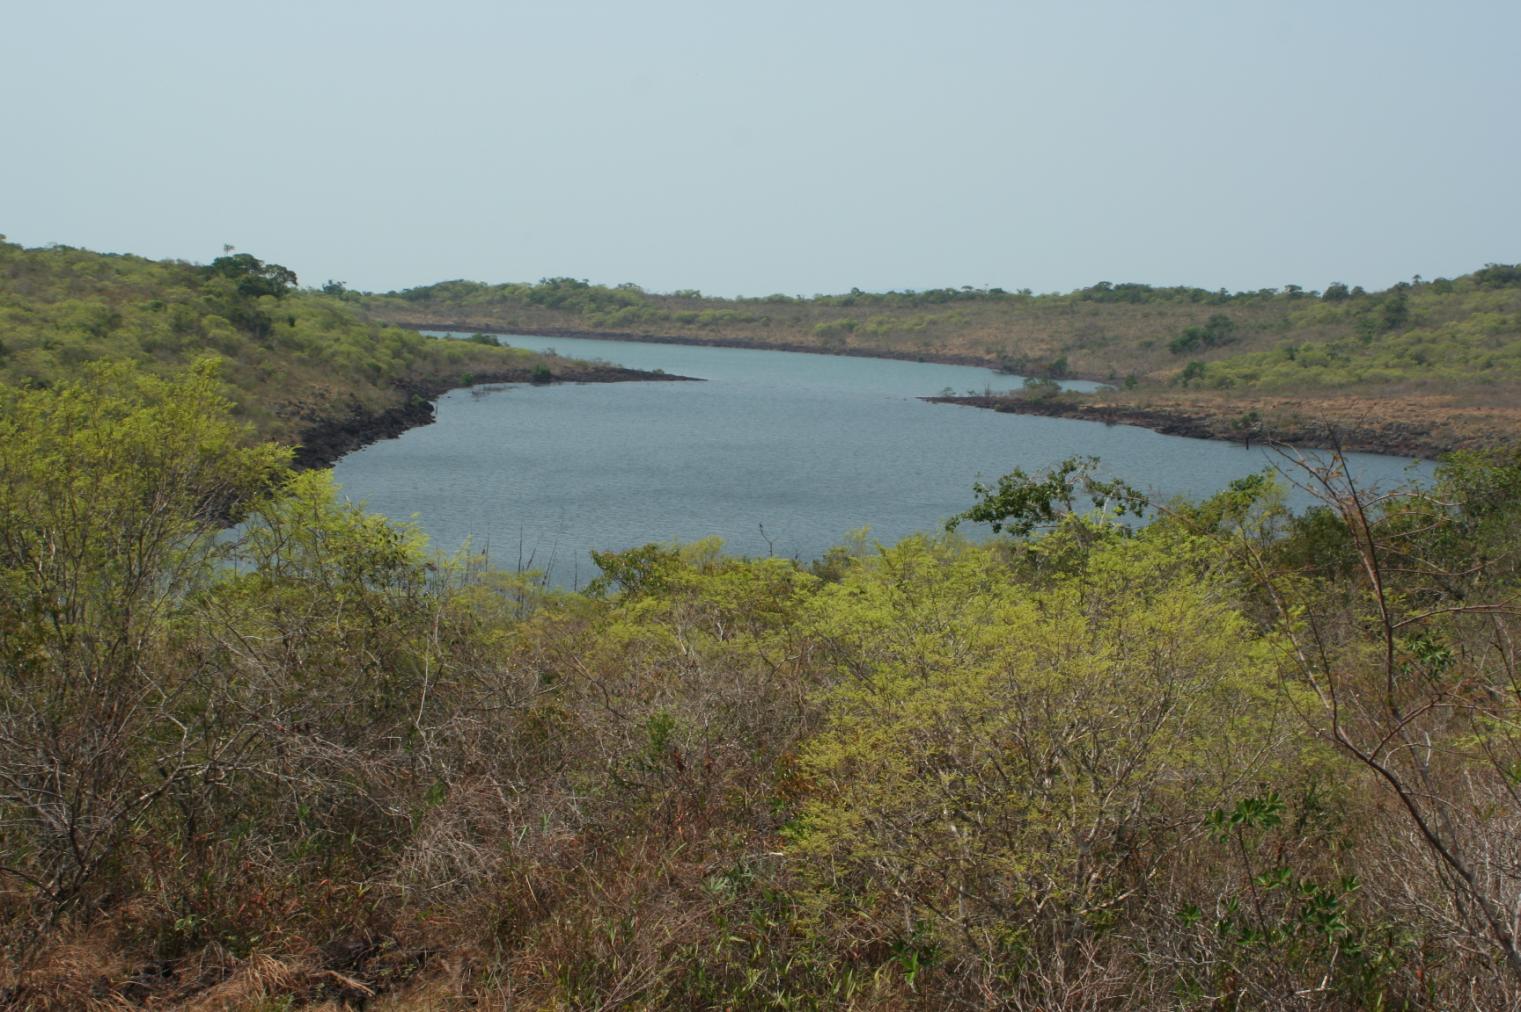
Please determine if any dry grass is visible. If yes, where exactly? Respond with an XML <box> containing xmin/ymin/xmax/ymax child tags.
<box><xmin>3</xmin><ymin>938</ymin><xmax>136</xmax><ymax>1011</ymax></box>
<box><xmin>945</xmin><ymin>382</ymin><xmax>1521</xmax><ymax>457</ymax></box>
<box><xmin>364</xmin><ymin>292</ymin><xmax>1303</xmax><ymax>381</ymax></box>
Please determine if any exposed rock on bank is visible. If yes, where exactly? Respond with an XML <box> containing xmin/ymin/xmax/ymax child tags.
<box><xmin>289</xmin><ymin>364</ymin><xmax>694</xmax><ymax>469</ymax></box>
<box><xmin>923</xmin><ymin>392</ymin><xmax>1520</xmax><ymax>461</ymax></box>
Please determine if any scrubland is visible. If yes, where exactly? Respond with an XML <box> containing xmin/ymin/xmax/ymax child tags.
<box><xmin>5</xmin><ymin>242</ymin><xmax>1521</xmax><ymax>1007</ymax></box>
<box><xmin>4</xmin><ymin>362</ymin><xmax>1521</xmax><ymax>1008</ymax></box>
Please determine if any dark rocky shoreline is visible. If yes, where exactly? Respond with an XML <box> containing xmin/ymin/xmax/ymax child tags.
<box><xmin>286</xmin><ymin>327</ymin><xmax>1469</xmax><ymax>467</ymax></box>
<box><xmin>923</xmin><ymin>394</ymin><xmax>1453</xmax><ymax>460</ymax></box>
<box><xmin>290</xmin><ymin>364</ymin><xmax>694</xmax><ymax>469</ymax></box>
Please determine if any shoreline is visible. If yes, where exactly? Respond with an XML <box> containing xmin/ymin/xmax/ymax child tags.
<box><xmin>297</xmin><ymin>325</ymin><xmax>1507</xmax><ymax>464</ymax></box>
<box><xmin>922</xmin><ymin>395</ymin><xmax>1461</xmax><ymax>461</ymax></box>
<box><xmin>290</xmin><ymin>363</ymin><xmax>695</xmax><ymax>470</ymax></box>
<box><xmin>395</xmin><ymin>321</ymin><xmax>1071</xmax><ymax>376</ymax></box>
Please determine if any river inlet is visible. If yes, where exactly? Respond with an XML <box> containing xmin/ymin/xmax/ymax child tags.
<box><xmin>331</xmin><ymin>334</ymin><xmax>1430</xmax><ymax>587</ymax></box>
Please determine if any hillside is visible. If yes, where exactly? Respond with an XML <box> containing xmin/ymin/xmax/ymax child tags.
<box><xmin>360</xmin><ymin>267</ymin><xmax>1521</xmax><ymax>455</ymax></box>
<box><xmin>0</xmin><ymin>239</ymin><xmax>677</xmax><ymax>464</ymax></box>
<box><xmin>358</xmin><ymin>276</ymin><xmax>1325</xmax><ymax>378</ymax></box>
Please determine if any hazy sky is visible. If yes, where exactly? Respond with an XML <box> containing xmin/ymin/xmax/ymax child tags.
<box><xmin>3</xmin><ymin>1</ymin><xmax>1517</xmax><ymax>296</ymax></box>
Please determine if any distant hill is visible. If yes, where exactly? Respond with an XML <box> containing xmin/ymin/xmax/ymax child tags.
<box><xmin>356</xmin><ymin>268</ymin><xmax>1519</xmax><ymax>389</ymax></box>
<box><xmin>10</xmin><ymin>238</ymin><xmax>1510</xmax><ymax>460</ymax></box>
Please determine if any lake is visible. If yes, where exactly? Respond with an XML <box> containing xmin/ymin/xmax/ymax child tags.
<box><xmin>331</xmin><ymin>334</ymin><xmax>1432</xmax><ymax>587</ymax></box>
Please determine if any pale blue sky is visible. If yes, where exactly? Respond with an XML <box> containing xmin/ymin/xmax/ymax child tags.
<box><xmin>3</xmin><ymin>0</ymin><xmax>1517</xmax><ymax>296</ymax></box>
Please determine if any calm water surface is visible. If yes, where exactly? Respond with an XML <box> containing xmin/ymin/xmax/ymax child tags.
<box><xmin>332</xmin><ymin>335</ymin><xmax>1431</xmax><ymax>586</ymax></box>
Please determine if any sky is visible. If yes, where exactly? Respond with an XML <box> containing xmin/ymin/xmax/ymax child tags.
<box><xmin>2</xmin><ymin>0</ymin><xmax>1517</xmax><ymax>297</ymax></box>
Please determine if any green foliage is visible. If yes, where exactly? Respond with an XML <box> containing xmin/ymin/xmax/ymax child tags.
<box><xmin>1179</xmin><ymin>359</ymin><xmax>1207</xmax><ymax>385</ymax></box>
<box><xmin>790</xmin><ymin>529</ymin><xmax>1294</xmax><ymax>983</ymax></box>
<box><xmin>1020</xmin><ymin>374</ymin><xmax>1061</xmax><ymax>398</ymax></box>
<box><xmin>4</xmin><ymin>356</ymin><xmax>1520</xmax><ymax>1006</ymax></box>
<box><xmin>206</xmin><ymin>252</ymin><xmax>298</xmax><ymax>299</ymax></box>
<box><xmin>1380</xmin><ymin>285</ymin><xmax>1410</xmax><ymax>331</ymax></box>
<box><xmin>0</xmin><ymin>361</ymin><xmax>288</xmax><ymax>920</ymax></box>
<box><xmin>1169</xmin><ymin>312</ymin><xmax>1239</xmax><ymax>354</ymax></box>
<box><xmin>1200</xmin><ymin>270</ymin><xmax>1521</xmax><ymax>390</ymax></box>
<box><xmin>1474</xmin><ymin>262</ymin><xmax>1521</xmax><ymax>288</ymax></box>
<box><xmin>588</xmin><ymin>542</ymin><xmax>686</xmax><ymax>597</ymax></box>
<box><xmin>947</xmin><ymin>455</ymin><xmax>1146</xmax><ymax>536</ymax></box>
<box><xmin>811</xmin><ymin>317</ymin><xmax>856</xmax><ymax>343</ymax></box>
<box><xmin>0</xmin><ymin>238</ymin><xmax>570</xmax><ymax>445</ymax></box>
<box><xmin>811</xmin><ymin>317</ymin><xmax>856</xmax><ymax>336</ymax></box>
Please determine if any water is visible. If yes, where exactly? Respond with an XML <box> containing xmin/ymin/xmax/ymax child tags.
<box><xmin>331</xmin><ymin>334</ymin><xmax>1432</xmax><ymax>586</ymax></box>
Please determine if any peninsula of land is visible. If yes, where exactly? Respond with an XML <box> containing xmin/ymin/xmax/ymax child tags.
<box><xmin>0</xmin><ymin>240</ymin><xmax>689</xmax><ymax>468</ymax></box>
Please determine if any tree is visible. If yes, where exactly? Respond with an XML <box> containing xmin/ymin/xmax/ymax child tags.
<box><xmin>1170</xmin><ymin>314</ymin><xmax>1236</xmax><ymax>355</ymax></box>
<box><xmin>0</xmin><ymin>361</ymin><xmax>287</xmax><ymax>933</ymax></box>
<box><xmin>793</xmin><ymin>531</ymin><xmax>1290</xmax><ymax>989</ymax></box>
<box><xmin>946</xmin><ymin>456</ymin><xmax>1144</xmax><ymax>537</ymax></box>
<box><xmin>206</xmin><ymin>253</ymin><xmax>298</xmax><ymax>299</ymax></box>
<box><xmin>1230</xmin><ymin>449</ymin><xmax>1521</xmax><ymax>977</ymax></box>
<box><xmin>1021</xmin><ymin>375</ymin><xmax>1061</xmax><ymax>399</ymax></box>
<box><xmin>1380</xmin><ymin>287</ymin><xmax>1410</xmax><ymax>331</ymax></box>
